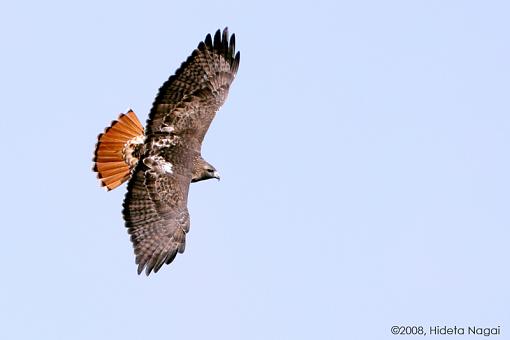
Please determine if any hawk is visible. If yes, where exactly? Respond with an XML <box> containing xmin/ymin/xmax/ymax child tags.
<box><xmin>93</xmin><ymin>28</ymin><xmax>240</xmax><ymax>275</ymax></box>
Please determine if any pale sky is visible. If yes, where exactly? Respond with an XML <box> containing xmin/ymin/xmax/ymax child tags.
<box><xmin>0</xmin><ymin>1</ymin><xmax>509</xmax><ymax>339</ymax></box>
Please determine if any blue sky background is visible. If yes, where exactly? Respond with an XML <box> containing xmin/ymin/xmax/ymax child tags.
<box><xmin>0</xmin><ymin>1</ymin><xmax>509</xmax><ymax>339</ymax></box>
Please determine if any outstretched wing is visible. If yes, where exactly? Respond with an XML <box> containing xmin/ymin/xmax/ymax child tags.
<box><xmin>145</xmin><ymin>27</ymin><xmax>240</xmax><ymax>148</ymax></box>
<box><xmin>123</xmin><ymin>157</ymin><xmax>191</xmax><ymax>275</ymax></box>
<box><xmin>123</xmin><ymin>28</ymin><xmax>240</xmax><ymax>275</ymax></box>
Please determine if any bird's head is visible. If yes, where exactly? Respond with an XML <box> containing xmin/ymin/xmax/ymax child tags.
<box><xmin>192</xmin><ymin>158</ymin><xmax>220</xmax><ymax>183</ymax></box>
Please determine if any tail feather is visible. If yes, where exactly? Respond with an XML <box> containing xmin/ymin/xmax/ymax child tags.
<box><xmin>96</xmin><ymin>142</ymin><xmax>126</xmax><ymax>150</ymax></box>
<box><xmin>99</xmin><ymin>134</ymin><xmax>132</xmax><ymax>142</ymax></box>
<box><xmin>93</xmin><ymin>110</ymin><xmax>145</xmax><ymax>191</ymax></box>
<box><xmin>101</xmin><ymin>172</ymin><xmax>130</xmax><ymax>190</ymax></box>
<box><xmin>105</xmin><ymin>128</ymin><xmax>134</xmax><ymax>139</ymax></box>
<box><xmin>112</xmin><ymin>118</ymin><xmax>141</xmax><ymax>136</ymax></box>
<box><xmin>101</xmin><ymin>166</ymin><xmax>130</xmax><ymax>178</ymax></box>
<box><xmin>95</xmin><ymin>150</ymin><xmax>123</xmax><ymax>157</ymax></box>
<box><xmin>118</xmin><ymin>110</ymin><xmax>143</xmax><ymax>133</ymax></box>
<box><xmin>95</xmin><ymin>161</ymin><xmax>129</xmax><ymax>172</ymax></box>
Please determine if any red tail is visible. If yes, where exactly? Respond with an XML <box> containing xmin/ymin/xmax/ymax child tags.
<box><xmin>93</xmin><ymin>110</ymin><xmax>144</xmax><ymax>190</ymax></box>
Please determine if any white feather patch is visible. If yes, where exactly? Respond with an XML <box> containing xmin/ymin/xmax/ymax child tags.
<box><xmin>161</xmin><ymin>125</ymin><xmax>175</xmax><ymax>133</ymax></box>
<box><xmin>162</xmin><ymin>162</ymin><xmax>173</xmax><ymax>174</ymax></box>
<box><xmin>143</xmin><ymin>156</ymin><xmax>173</xmax><ymax>174</ymax></box>
<box><xmin>151</xmin><ymin>135</ymin><xmax>177</xmax><ymax>148</ymax></box>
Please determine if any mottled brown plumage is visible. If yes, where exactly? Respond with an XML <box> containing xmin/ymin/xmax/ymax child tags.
<box><xmin>97</xmin><ymin>28</ymin><xmax>240</xmax><ymax>275</ymax></box>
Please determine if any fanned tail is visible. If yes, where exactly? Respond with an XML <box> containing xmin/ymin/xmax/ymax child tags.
<box><xmin>93</xmin><ymin>110</ymin><xmax>145</xmax><ymax>191</ymax></box>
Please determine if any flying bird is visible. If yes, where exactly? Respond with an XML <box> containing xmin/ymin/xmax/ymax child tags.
<box><xmin>93</xmin><ymin>28</ymin><xmax>240</xmax><ymax>275</ymax></box>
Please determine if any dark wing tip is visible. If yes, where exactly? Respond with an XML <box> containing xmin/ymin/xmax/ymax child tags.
<box><xmin>137</xmin><ymin>262</ymin><xmax>144</xmax><ymax>275</ymax></box>
<box><xmin>166</xmin><ymin>250</ymin><xmax>179</xmax><ymax>264</ymax></box>
<box><xmin>205</xmin><ymin>33</ymin><xmax>213</xmax><ymax>47</ymax></box>
<box><xmin>175</xmin><ymin>28</ymin><xmax>240</xmax><ymax>81</ymax></box>
<box><xmin>136</xmin><ymin>255</ymin><xmax>153</xmax><ymax>276</ymax></box>
<box><xmin>232</xmin><ymin>51</ymin><xmax>240</xmax><ymax>74</ymax></box>
<box><xmin>136</xmin><ymin>249</ymin><xmax>179</xmax><ymax>275</ymax></box>
<box><xmin>205</xmin><ymin>28</ymin><xmax>239</xmax><ymax>70</ymax></box>
<box><xmin>228</xmin><ymin>34</ymin><xmax>236</xmax><ymax>59</ymax></box>
<box><xmin>155</xmin><ymin>249</ymin><xmax>178</xmax><ymax>273</ymax></box>
<box><xmin>213</xmin><ymin>29</ymin><xmax>221</xmax><ymax>49</ymax></box>
<box><xmin>221</xmin><ymin>28</ymin><xmax>229</xmax><ymax>55</ymax></box>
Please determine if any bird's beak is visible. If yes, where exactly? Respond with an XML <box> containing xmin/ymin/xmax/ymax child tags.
<box><xmin>213</xmin><ymin>171</ymin><xmax>220</xmax><ymax>181</ymax></box>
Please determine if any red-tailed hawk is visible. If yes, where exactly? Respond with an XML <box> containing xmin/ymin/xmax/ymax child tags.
<box><xmin>93</xmin><ymin>28</ymin><xmax>240</xmax><ymax>275</ymax></box>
